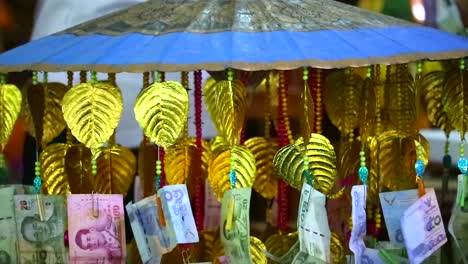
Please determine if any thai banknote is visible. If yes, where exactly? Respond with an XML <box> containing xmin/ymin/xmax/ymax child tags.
<box><xmin>204</xmin><ymin>178</ymin><xmax>221</xmax><ymax>230</ymax></box>
<box><xmin>449</xmin><ymin>174</ymin><xmax>468</xmax><ymax>264</ymax></box>
<box><xmin>157</xmin><ymin>184</ymin><xmax>198</xmax><ymax>245</ymax></box>
<box><xmin>263</xmin><ymin>240</ymin><xmax>299</xmax><ymax>264</ymax></box>
<box><xmin>67</xmin><ymin>194</ymin><xmax>126</xmax><ymax>264</ymax></box>
<box><xmin>401</xmin><ymin>188</ymin><xmax>446</xmax><ymax>264</ymax></box>
<box><xmin>349</xmin><ymin>185</ymin><xmax>366</xmax><ymax>263</ymax></box>
<box><xmin>291</xmin><ymin>251</ymin><xmax>327</xmax><ymax>264</ymax></box>
<box><xmin>14</xmin><ymin>194</ymin><xmax>67</xmax><ymax>263</ymax></box>
<box><xmin>0</xmin><ymin>186</ymin><xmax>17</xmax><ymax>264</ymax></box>
<box><xmin>379</xmin><ymin>189</ymin><xmax>422</xmax><ymax>246</ymax></box>
<box><xmin>126</xmin><ymin>195</ymin><xmax>174</xmax><ymax>263</ymax></box>
<box><xmin>297</xmin><ymin>183</ymin><xmax>330</xmax><ymax>262</ymax></box>
<box><xmin>220</xmin><ymin>187</ymin><xmax>252</xmax><ymax>264</ymax></box>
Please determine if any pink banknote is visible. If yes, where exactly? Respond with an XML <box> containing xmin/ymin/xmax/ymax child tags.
<box><xmin>67</xmin><ymin>194</ymin><xmax>126</xmax><ymax>264</ymax></box>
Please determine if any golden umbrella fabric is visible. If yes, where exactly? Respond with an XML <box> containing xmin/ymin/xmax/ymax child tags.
<box><xmin>0</xmin><ymin>0</ymin><xmax>467</xmax><ymax>72</ymax></box>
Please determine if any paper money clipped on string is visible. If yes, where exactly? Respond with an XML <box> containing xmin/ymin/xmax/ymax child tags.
<box><xmin>0</xmin><ymin>186</ymin><xmax>18</xmax><ymax>264</ymax></box>
<box><xmin>127</xmin><ymin>195</ymin><xmax>174</xmax><ymax>264</ymax></box>
<box><xmin>401</xmin><ymin>188</ymin><xmax>446</xmax><ymax>264</ymax></box>
<box><xmin>379</xmin><ymin>189</ymin><xmax>423</xmax><ymax>246</ymax></box>
<box><xmin>297</xmin><ymin>183</ymin><xmax>331</xmax><ymax>262</ymax></box>
<box><xmin>448</xmin><ymin>175</ymin><xmax>468</xmax><ymax>264</ymax></box>
<box><xmin>67</xmin><ymin>194</ymin><xmax>126</xmax><ymax>264</ymax></box>
<box><xmin>14</xmin><ymin>194</ymin><xmax>68</xmax><ymax>264</ymax></box>
<box><xmin>220</xmin><ymin>187</ymin><xmax>253</xmax><ymax>264</ymax></box>
<box><xmin>349</xmin><ymin>185</ymin><xmax>366</xmax><ymax>263</ymax></box>
<box><xmin>157</xmin><ymin>184</ymin><xmax>199</xmax><ymax>245</ymax></box>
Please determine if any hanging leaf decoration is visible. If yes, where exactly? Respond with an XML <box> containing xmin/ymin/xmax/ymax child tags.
<box><xmin>273</xmin><ymin>133</ymin><xmax>337</xmax><ymax>195</ymax></box>
<box><xmin>210</xmin><ymin>136</ymin><xmax>228</xmax><ymax>153</ymax></box>
<box><xmin>250</xmin><ymin>236</ymin><xmax>268</xmax><ymax>264</ymax></box>
<box><xmin>165</xmin><ymin>138</ymin><xmax>211</xmax><ymax>187</ymax></box>
<box><xmin>421</xmin><ymin>71</ymin><xmax>453</xmax><ymax>135</ymax></box>
<box><xmin>62</xmin><ymin>82</ymin><xmax>123</xmax><ymax>152</ymax></box>
<box><xmin>244</xmin><ymin>137</ymin><xmax>279</xmax><ymax>199</ymax></box>
<box><xmin>208</xmin><ymin>70</ymin><xmax>268</xmax><ymax>92</ymax></box>
<box><xmin>443</xmin><ymin>69</ymin><xmax>468</xmax><ymax>139</ymax></box>
<box><xmin>372</xmin><ymin>131</ymin><xmax>429</xmax><ymax>191</ymax></box>
<box><xmin>205</xmin><ymin>79</ymin><xmax>247</xmax><ymax>144</ymax></box>
<box><xmin>198</xmin><ymin>230</ymin><xmax>224</xmax><ymax>262</ymax></box>
<box><xmin>330</xmin><ymin>232</ymin><xmax>345</xmax><ymax>264</ymax></box>
<box><xmin>324</xmin><ymin>70</ymin><xmax>364</xmax><ymax>133</ymax></box>
<box><xmin>94</xmin><ymin>145</ymin><xmax>136</xmax><ymax>195</ymax></box>
<box><xmin>40</xmin><ymin>143</ymin><xmax>70</xmax><ymax>194</ymax></box>
<box><xmin>138</xmin><ymin>138</ymin><xmax>157</xmax><ymax>197</ymax></box>
<box><xmin>336</xmin><ymin>140</ymin><xmax>360</xmax><ymax>182</ymax></box>
<box><xmin>384</xmin><ymin>66</ymin><xmax>417</xmax><ymax>136</ymax></box>
<box><xmin>22</xmin><ymin>82</ymin><xmax>67</xmax><ymax>148</ymax></box>
<box><xmin>359</xmin><ymin>78</ymin><xmax>376</xmax><ymax>142</ymax></box>
<box><xmin>66</xmin><ymin>144</ymin><xmax>94</xmax><ymax>194</ymax></box>
<box><xmin>208</xmin><ymin>144</ymin><xmax>256</xmax><ymax>201</ymax></box>
<box><xmin>367</xmin><ymin>136</ymin><xmax>380</xmax><ymax>202</ymax></box>
<box><xmin>0</xmin><ymin>84</ymin><xmax>22</xmax><ymax>150</ymax></box>
<box><xmin>264</xmin><ymin>231</ymin><xmax>298</xmax><ymax>262</ymax></box>
<box><xmin>134</xmin><ymin>81</ymin><xmax>189</xmax><ymax>148</ymax></box>
<box><xmin>203</xmin><ymin>77</ymin><xmax>218</xmax><ymax>124</ymax></box>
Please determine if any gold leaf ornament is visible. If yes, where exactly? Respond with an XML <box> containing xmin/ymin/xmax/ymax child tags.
<box><xmin>442</xmin><ymin>69</ymin><xmax>468</xmax><ymax>138</ymax></box>
<box><xmin>22</xmin><ymin>82</ymin><xmax>67</xmax><ymax>148</ymax></box>
<box><xmin>244</xmin><ymin>137</ymin><xmax>278</xmax><ymax>199</ymax></box>
<box><xmin>264</xmin><ymin>231</ymin><xmax>298</xmax><ymax>261</ymax></box>
<box><xmin>134</xmin><ymin>81</ymin><xmax>189</xmax><ymax>148</ymax></box>
<box><xmin>421</xmin><ymin>71</ymin><xmax>453</xmax><ymax>134</ymax></box>
<box><xmin>208</xmin><ymin>144</ymin><xmax>256</xmax><ymax>200</ymax></box>
<box><xmin>40</xmin><ymin>143</ymin><xmax>70</xmax><ymax>194</ymax></box>
<box><xmin>62</xmin><ymin>82</ymin><xmax>123</xmax><ymax>152</ymax></box>
<box><xmin>164</xmin><ymin>138</ymin><xmax>210</xmax><ymax>184</ymax></box>
<box><xmin>65</xmin><ymin>144</ymin><xmax>94</xmax><ymax>193</ymax></box>
<box><xmin>250</xmin><ymin>236</ymin><xmax>268</xmax><ymax>264</ymax></box>
<box><xmin>0</xmin><ymin>83</ymin><xmax>22</xmax><ymax>149</ymax></box>
<box><xmin>324</xmin><ymin>70</ymin><xmax>364</xmax><ymax>133</ymax></box>
<box><xmin>273</xmin><ymin>133</ymin><xmax>337</xmax><ymax>195</ymax></box>
<box><xmin>94</xmin><ymin>145</ymin><xmax>136</xmax><ymax>195</ymax></box>
<box><xmin>372</xmin><ymin>131</ymin><xmax>429</xmax><ymax>191</ymax></box>
<box><xmin>205</xmin><ymin>79</ymin><xmax>247</xmax><ymax>144</ymax></box>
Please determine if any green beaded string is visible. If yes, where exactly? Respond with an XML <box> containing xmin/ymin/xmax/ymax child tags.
<box><xmin>358</xmin><ymin>149</ymin><xmax>368</xmax><ymax>185</ymax></box>
<box><xmin>32</xmin><ymin>72</ymin><xmax>38</xmax><ymax>85</ymax></box>
<box><xmin>43</xmin><ymin>72</ymin><xmax>48</xmax><ymax>84</ymax></box>
<box><xmin>226</xmin><ymin>69</ymin><xmax>238</xmax><ymax>188</ymax></box>
<box><xmin>0</xmin><ymin>73</ymin><xmax>6</xmax><ymax>84</ymax></box>
<box><xmin>90</xmin><ymin>71</ymin><xmax>97</xmax><ymax>82</ymax></box>
<box><xmin>157</xmin><ymin>72</ymin><xmax>163</xmax><ymax>83</ymax></box>
<box><xmin>366</xmin><ymin>66</ymin><xmax>371</xmax><ymax>78</ymax></box>
<box><xmin>302</xmin><ymin>67</ymin><xmax>313</xmax><ymax>186</ymax></box>
<box><xmin>91</xmin><ymin>158</ymin><xmax>97</xmax><ymax>176</ymax></box>
<box><xmin>458</xmin><ymin>58</ymin><xmax>467</xmax><ymax>207</ymax></box>
<box><xmin>0</xmin><ymin>154</ymin><xmax>4</xmax><ymax>168</ymax></box>
<box><xmin>33</xmin><ymin>160</ymin><xmax>42</xmax><ymax>194</ymax></box>
<box><xmin>155</xmin><ymin>160</ymin><xmax>162</xmax><ymax>191</ymax></box>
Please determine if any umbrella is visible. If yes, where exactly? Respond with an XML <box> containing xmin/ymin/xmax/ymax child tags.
<box><xmin>0</xmin><ymin>0</ymin><xmax>467</xmax><ymax>73</ymax></box>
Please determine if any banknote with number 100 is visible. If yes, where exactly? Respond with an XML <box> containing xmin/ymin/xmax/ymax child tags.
<box><xmin>401</xmin><ymin>188</ymin><xmax>446</xmax><ymax>264</ymax></box>
<box><xmin>67</xmin><ymin>194</ymin><xmax>126</xmax><ymax>264</ymax></box>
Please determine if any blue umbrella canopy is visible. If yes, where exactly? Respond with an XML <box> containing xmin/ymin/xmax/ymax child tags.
<box><xmin>0</xmin><ymin>0</ymin><xmax>467</xmax><ymax>72</ymax></box>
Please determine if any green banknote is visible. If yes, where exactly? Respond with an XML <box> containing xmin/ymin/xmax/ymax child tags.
<box><xmin>15</xmin><ymin>195</ymin><xmax>68</xmax><ymax>264</ymax></box>
<box><xmin>220</xmin><ymin>188</ymin><xmax>252</xmax><ymax>264</ymax></box>
<box><xmin>0</xmin><ymin>186</ymin><xmax>17</xmax><ymax>264</ymax></box>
